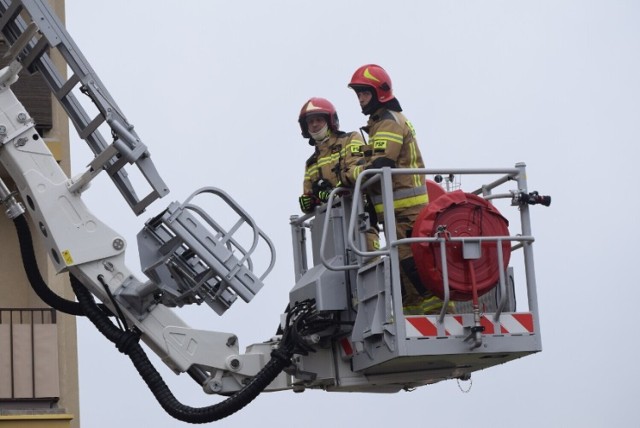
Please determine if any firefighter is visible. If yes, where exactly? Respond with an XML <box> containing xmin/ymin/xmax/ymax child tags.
<box><xmin>297</xmin><ymin>97</ymin><xmax>379</xmax><ymax>252</ymax></box>
<box><xmin>348</xmin><ymin>64</ymin><xmax>454</xmax><ymax>315</ymax></box>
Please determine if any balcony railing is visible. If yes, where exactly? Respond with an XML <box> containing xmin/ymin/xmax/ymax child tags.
<box><xmin>0</xmin><ymin>308</ymin><xmax>60</xmax><ymax>404</ymax></box>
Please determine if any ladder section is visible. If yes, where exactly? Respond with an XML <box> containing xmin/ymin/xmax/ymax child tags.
<box><xmin>0</xmin><ymin>0</ymin><xmax>169</xmax><ymax>215</ymax></box>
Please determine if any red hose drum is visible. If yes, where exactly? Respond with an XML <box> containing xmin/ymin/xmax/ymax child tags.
<box><xmin>411</xmin><ymin>190</ymin><xmax>511</xmax><ymax>301</ymax></box>
<box><xmin>426</xmin><ymin>179</ymin><xmax>446</xmax><ymax>202</ymax></box>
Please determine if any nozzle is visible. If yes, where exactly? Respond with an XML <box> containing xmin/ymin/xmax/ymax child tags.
<box><xmin>519</xmin><ymin>191</ymin><xmax>551</xmax><ymax>207</ymax></box>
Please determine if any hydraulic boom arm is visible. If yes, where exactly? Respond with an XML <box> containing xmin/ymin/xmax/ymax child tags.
<box><xmin>0</xmin><ymin>0</ymin><xmax>548</xmax><ymax>423</ymax></box>
<box><xmin>0</xmin><ymin>0</ymin><xmax>289</xmax><ymax>422</ymax></box>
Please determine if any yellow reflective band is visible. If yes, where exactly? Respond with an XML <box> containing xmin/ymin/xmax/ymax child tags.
<box><xmin>364</xmin><ymin>67</ymin><xmax>381</xmax><ymax>82</ymax></box>
<box><xmin>374</xmin><ymin>193</ymin><xmax>429</xmax><ymax>214</ymax></box>
<box><xmin>317</xmin><ymin>157</ymin><xmax>333</xmax><ymax>167</ymax></box>
<box><xmin>409</xmin><ymin>142</ymin><xmax>421</xmax><ymax>187</ymax></box>
<box><xmin>353</xmin><ymin>165</ymin><xmax>362</xmax><ymax>180</ymax></box>
<box><xmin>374</xmin><ymin>131</ymin><xmax>403</xmax><ymax>144</ymax></box>
<box><xmin>305</xmin><ymin>164</ymin><xmax>319</xmax><ymax>178</ymax></box>
<box><xmin>316</xmin><ymin>152</ymin><xmax>341</xmax><ymax>168</ymax></box>
<box><xmin>406</xmin><ymin>120</ymin><xmax>417</xmax><ymax>138</ymax></box>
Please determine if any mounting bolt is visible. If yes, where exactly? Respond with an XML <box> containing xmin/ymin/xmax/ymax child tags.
<box><xmin>203</xmin><ymin>379</ymin><xmax>222</xmax><ymax>394</ymax></box>
<box><xmin>16</xmin><ymin>112</ymin><xmax>28</xmax><ymax>123</ymax></box>
<box><xmin>112</xmin><ymin>238</ymin><xmax>125</xmax><ymax>250</ymax></box>
<box><xmin>229</xmin><ymin>358</ymin><xmax>241</xmax><ymax>370</ymax></box>
<box><xmin>226</xmin><ymin>336</ymin><xmax>237</xmax><ymax>347</ymax></box>
<box><xmin>102</xmin><ymin>261</ymin><xmax>115</xmax><ymax>272</ymax></box>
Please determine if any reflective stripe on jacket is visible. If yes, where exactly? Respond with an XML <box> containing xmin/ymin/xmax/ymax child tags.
<box><xmin>303</xmin><ymin>131</ymin><xmax>365</xmax><ymax>194</ymax></box>
<box><xmin>362</xmin><ymin>108</ymin><xmax>428</xmax><ymax>213</ymax></box>
<box><xmin>371</xmin><ymin>184</ymin><xmax>428</xmax><ymax>214</ymax></box>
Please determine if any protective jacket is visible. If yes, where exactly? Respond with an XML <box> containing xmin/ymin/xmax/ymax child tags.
<box><xmin>303</xmin><ymin>131</ymin><xmax>366</xmax><ymax>195</ymax></box>
<box><xmin>362</xmin><ymin>107</ymin><xmax>428</xmax><ymax>214</ymax></box>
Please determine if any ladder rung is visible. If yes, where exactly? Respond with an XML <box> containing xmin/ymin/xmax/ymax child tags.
<box><xmin>105</xmin><ymin>155</ymin><xmax>128</xmax><ymax>176</ymax></box>
<box><xmin>55</xmin><ymin>73</ymin><xmax>80</xmax><ymax>99</ymax></box>
<box><xmin>0</xmin><ymin>1</ymin><xmax>22</xmax><ymax>35</ymax></box>
<box><xmin>78</xmin><ymin>114</ymin><xmax>105</xmax><ymax>140</ymax></box>
<box><xmin>19</xmin><ymin>34</ymin><xmax>48</xmax><ymax>72</ymax></box>
<box><xmin>135</xmin><ymin>192</ymin><xmax>163</xmax><ymax>216</ymax></box>
<box><xmin>1</xmin><ymin>20</ymin><xmax>37</xmax><ymax>61</ymax></box>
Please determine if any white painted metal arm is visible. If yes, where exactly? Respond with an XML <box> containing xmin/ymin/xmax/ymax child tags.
<box><xmin>0</xmin><ymin>74</ymin><xmax>285</xmax><ymax>394</ymax></box>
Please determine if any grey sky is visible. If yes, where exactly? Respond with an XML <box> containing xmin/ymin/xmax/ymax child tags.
<box><xmin>62</xmin><ymin>1</ymin><xmax>639</xmax><ymax>427</ymax></box>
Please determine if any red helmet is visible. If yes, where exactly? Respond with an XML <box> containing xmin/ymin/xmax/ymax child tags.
<box><xmin>348</xmin><ymin>64</ymin><xmax>394</xmax><ymax>102</ymax></box>
<box><xmin>298</xmin><ymin>97</ymin><xmax>340</xmax><ymax>138</ymax></box>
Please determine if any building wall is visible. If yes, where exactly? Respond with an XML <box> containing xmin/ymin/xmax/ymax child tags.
<box><xmin>0</xmin><ymin>1</ymin><xmax>79</xmax><ymax>427</ymax></box>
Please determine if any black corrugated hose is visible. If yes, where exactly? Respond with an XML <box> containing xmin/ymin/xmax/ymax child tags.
<box><xmin>13</xmin><ymin>212</ymin><xmax>302</xmax><ymax>422</ymax></box>
<box><xmin>13</xmin><ymin>214</ymin><xmax>86</xmax><ymax>316</ymax></box>
<box><xmin>70</xmin><ymin>275</ymin><xmax>295</xmax><ymax>423</ymax></box>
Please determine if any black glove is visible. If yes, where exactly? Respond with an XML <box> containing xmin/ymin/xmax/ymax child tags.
<box><xmin>312</xmin><ymin>179</ymin><xmax>333</xmax><ymax>202</ymax></box>
<box><xmin>299</xmin><ymin>193</ymin><xmax>317</xmax><ymax>213</ymax></box>
<box><xmin>317</xmin><ymin>189</ymin><xmax>331</xmax><ymax>202</ymax></box>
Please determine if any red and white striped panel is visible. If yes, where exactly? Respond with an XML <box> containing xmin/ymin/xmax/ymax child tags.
<box><xmin>405</xmin><ymin>313</ymin><xmax>534</xmax><ymax>338</ymax></box>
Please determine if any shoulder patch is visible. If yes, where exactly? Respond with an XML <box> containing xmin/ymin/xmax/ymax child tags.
<box><xmin>349</xmin><ymin>144</ymin><xmax>363</xmax><ymax>156</ymax></box>
<box><xmin>372</xmin><ymin>140</ymin><xmax>387</xmax><ymax>152</ymax></box>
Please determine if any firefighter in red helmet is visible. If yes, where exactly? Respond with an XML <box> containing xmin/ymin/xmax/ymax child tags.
<box><xmin>348</xmin><ymin>64</ymin><xmax>453</xmax><ymax>315</ymax></box>
<box><xmin>298</xmin><ymin>97</ymin><xmax>379</xmax><ymax>251</ymax></box>
<box><xmin>298</xmin><ymin>97</ymin><xmax>362</xmax><ymax>212</ymax></box>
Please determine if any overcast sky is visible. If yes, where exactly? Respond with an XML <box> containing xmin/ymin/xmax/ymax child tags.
<box><xmin>60</xmin><ymin>1</ymin><xmax>640</xmax><ymax>427</ymax></box>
